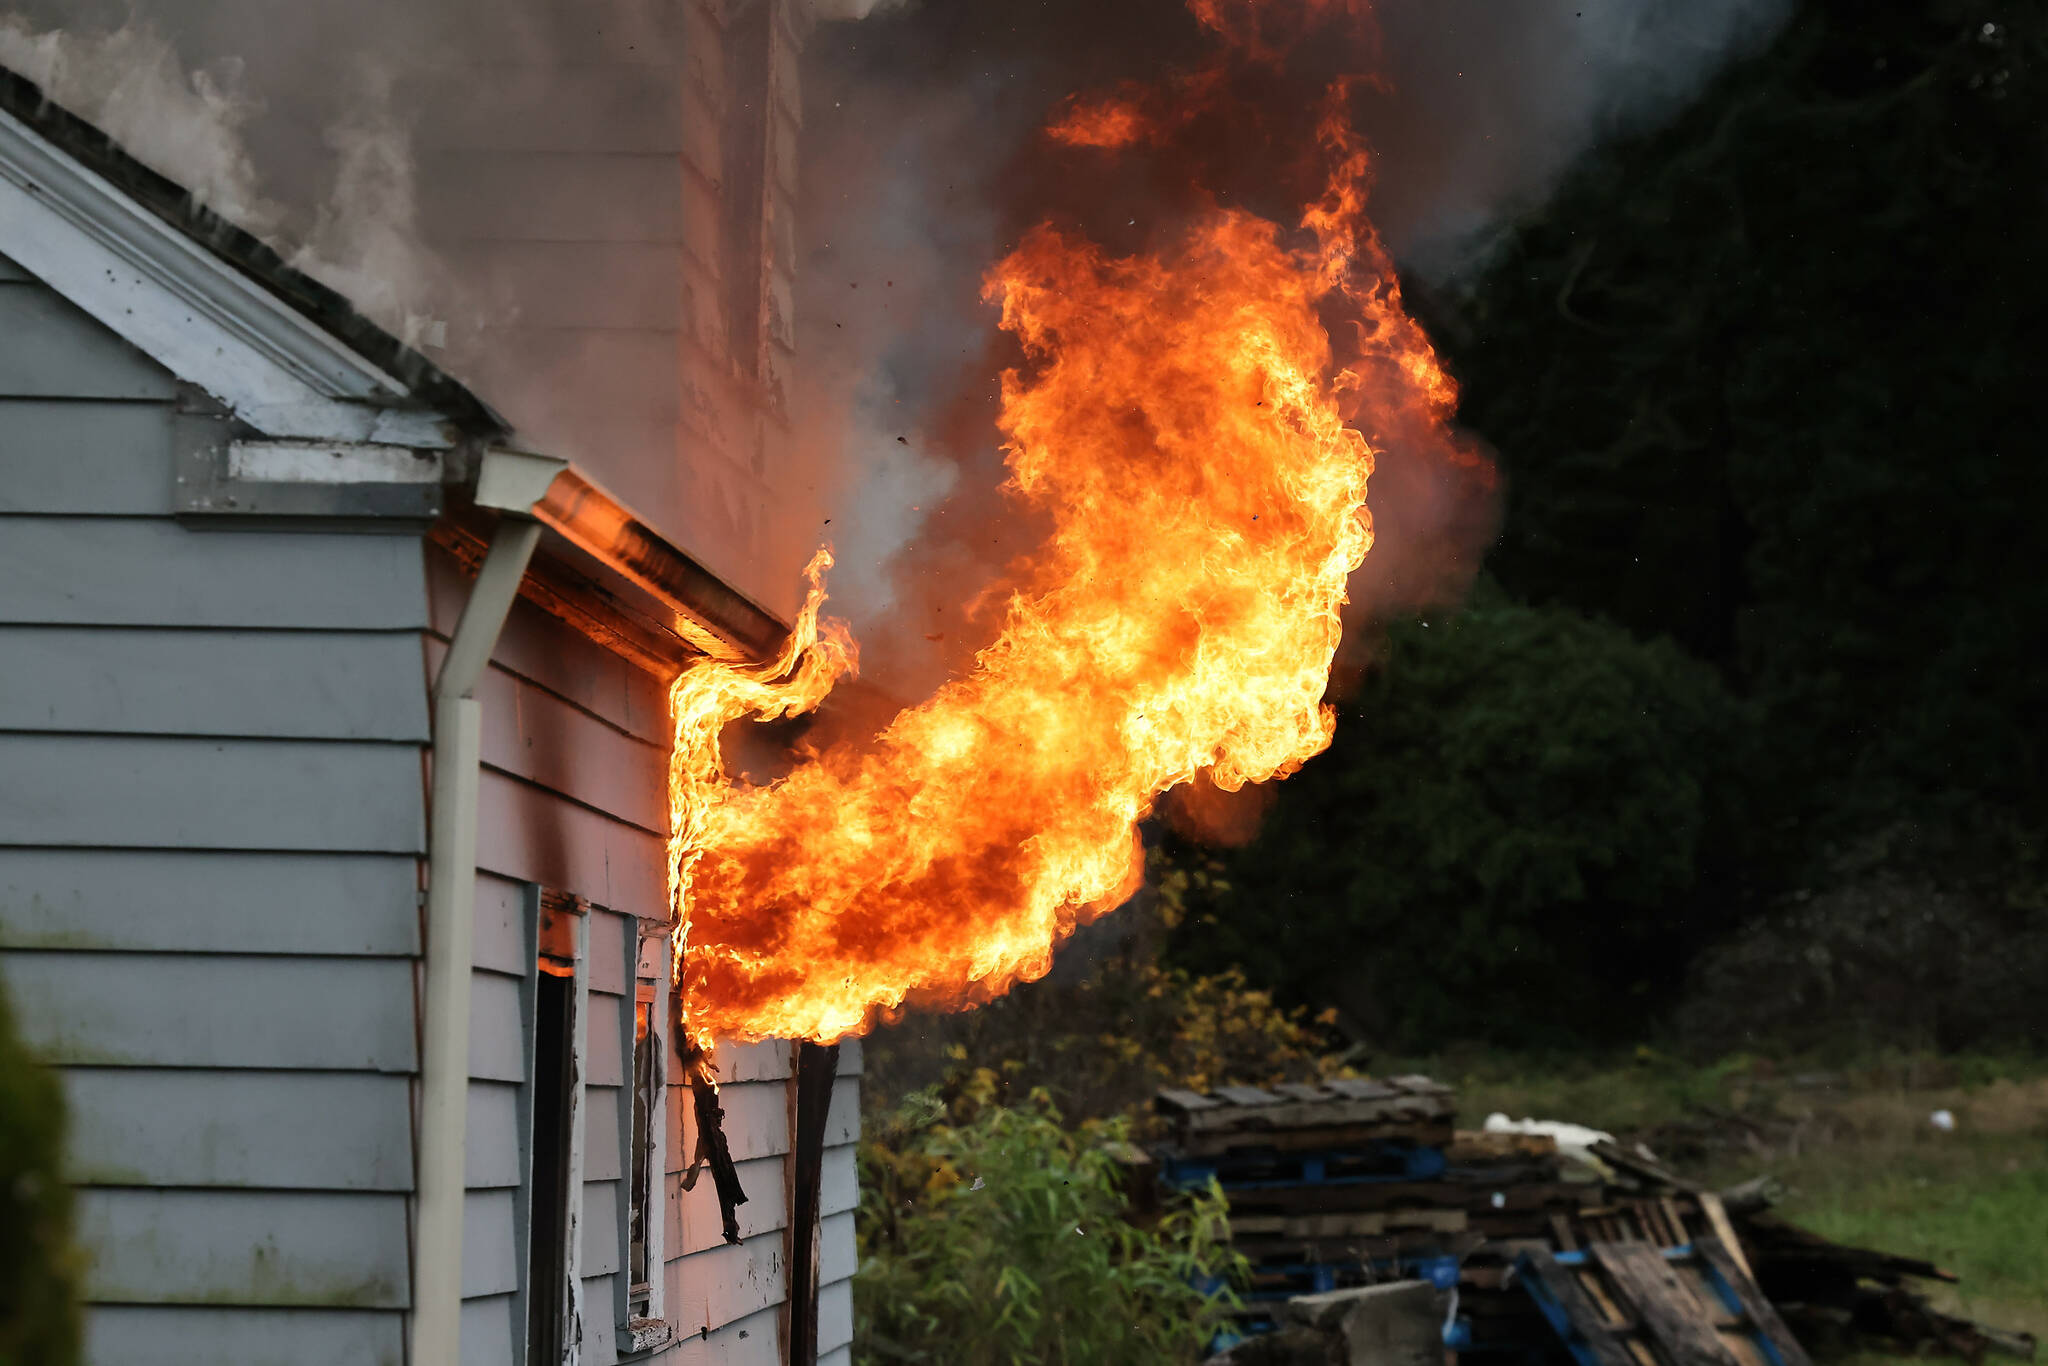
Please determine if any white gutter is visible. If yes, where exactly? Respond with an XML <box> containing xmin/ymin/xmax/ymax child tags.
<box><xmin>413</xmin><ymin>449</ymin><xmax>568</xmax><ymax>1365</ymax></box>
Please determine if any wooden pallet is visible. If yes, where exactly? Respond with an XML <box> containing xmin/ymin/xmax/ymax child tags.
<box><xmin>1516</xmin><ymin>1238</ymin><xmax>1812</xmax><ymax>1366</ymax></box>
<box><xmin>1156</xmin><ymin>1076</ymin><xmax>1456</xmax><ymax>1148</ymax></box>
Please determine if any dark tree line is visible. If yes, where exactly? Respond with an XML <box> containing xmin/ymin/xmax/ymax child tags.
<box><xmin>1169</xmin><ymin>0</ymin><xmax>2048</xmax><ymax>1051</ymax></box>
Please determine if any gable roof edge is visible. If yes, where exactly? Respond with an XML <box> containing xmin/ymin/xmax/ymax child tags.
<box><xmin>0</xmin><ymin>68</ymin><xmax>504</xmax><ymax>448</ymax></box>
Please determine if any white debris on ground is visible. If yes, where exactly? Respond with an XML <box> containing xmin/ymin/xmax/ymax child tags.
<box><xmin>1482</xmin><ymin>1111</ymin><xmax>1616</xmax><ymax>1158</ymax></box>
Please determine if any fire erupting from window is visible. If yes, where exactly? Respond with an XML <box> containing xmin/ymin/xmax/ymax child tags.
<box><xmin>667</xmin><ymin>0</ymin><xmax>1471</xmax><ymax>1049</ymax></box>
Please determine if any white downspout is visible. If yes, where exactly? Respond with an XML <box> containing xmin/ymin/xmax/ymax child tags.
<box><xmin>413</xmin><ymin>450</ymin><xmax>567</xmax><ymax>1365</ymax></box>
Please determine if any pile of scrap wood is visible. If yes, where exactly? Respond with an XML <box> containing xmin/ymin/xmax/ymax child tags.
<box><xmin>1146</xmin><ymin>1079</ymin><xmax>2036</xmax><ymax>1365</ymax></box>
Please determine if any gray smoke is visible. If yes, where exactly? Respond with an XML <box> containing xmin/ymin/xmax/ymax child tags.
<box><xmin>0</xmin><ymin>0</ymin><xmax>1789</xmax><ymax>651</ymax></box>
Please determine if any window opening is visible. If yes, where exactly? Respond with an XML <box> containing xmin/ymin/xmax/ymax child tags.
<box><xmin>627</xmin><ymin>981</ymin><xmax>658</xmax><ymax>1320</ymax></box>
<box><xmin>527</xmin><ymin>965</ymin><xmax>576</xmax><ymax>1363</ymax></box>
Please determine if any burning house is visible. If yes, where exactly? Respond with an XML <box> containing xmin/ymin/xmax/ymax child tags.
<box><xmin>0</xmin><ymin>7</ymin><xmax>858</xmax><ymax>1361</ymax></box>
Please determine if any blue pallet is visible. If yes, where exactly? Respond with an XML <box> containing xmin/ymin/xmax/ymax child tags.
<box><xmin>1238</xmin><ymin>1252</ymin><xmax>1461</xmax><ymax>1297</ymax></box>
<box><xmin>1163</xmin><ymin>1139</ymin><xmax>1448</xmax><ymax>1191</ymax></box>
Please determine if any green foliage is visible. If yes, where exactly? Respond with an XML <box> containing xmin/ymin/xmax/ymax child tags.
<box><xmin>853</xmin><ymin>1073</ymin><xmax>1244</xmax><ymax>1365</ymax></box>
<box><xmin>1432</xmin><ymin>0</ymin><xmax>2048</xmax><ymax>864</ymax></box>
<box><xmin>863</xmin><ymin>912</ymin><xmax>1347</xmax><ymax>1131</ymax></box>
<box><xmin>0</xmin><ymin>986</ymin><xmax>80</xmax><ymax>1366</ymax></box>
<box><xmin>1168</xmin><ymin>598</ymin><xmax>1742</xmax><ymax>1046</ymax></box>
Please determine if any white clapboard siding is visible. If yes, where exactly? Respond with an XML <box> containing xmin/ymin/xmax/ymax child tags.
<box><xmin>819</xmin><ymin>1347</ymin><xmax>853</xmax><ymax>1366</ymax></box>
<box><xmin>466</xmin><ymin>1080</ymin><xmax>523</xmax><ymax>1188</ymax></box>
<box><xmin>427</xmin><ymin>547</ymin><xmax>668</xmax><ymax>740</ymax></box>
<box><xmin>76</xmin><ymin>1189</ymin><xmax>411</xmax><ymax>1308</ymax></box>
<box><xmin>473</xmin><ymin>873</ymin><xmax>532</xmax><ymax>975</ymax></box>
<box><xmin>818</xmin><ymin>1278</ymin><xmax>855</xmax><ymax>1358</ymax></box>
<box><xmin>824</xmin><ymin>1075</ymin><xmax>861</xmax><ymax>1147</ymax></box>
<box><xmin>0</xmin><ymin>734</ymin><xmax>426</xmax><ymax>852</ymax></box>
<box><xmin>670</xmin><ymin>1078</ymin><xmax>790</xmax><ymax>1169</ymax></box>
<box><xmin>444</xmin><ymin>241</ymin><xmax>688</xmax><ymax>330</ymax></box>
<box><xmin>581</xmin><ymin>1181</ymin><xmax>623</xmax><ymax>1276</ymax></box>
<box><xmin>0</xmin><ymin>627</ymin><xmax>431</xmax><ymax>740</ymax></box>
<box><xmin>463</xmin><ymin>1189</ymin><xmax>520</xmax><ymax>1298</ymax></box>
<box><xmin>472</xmin><ymin>661</ymin><xmax>669</xmax><ymax>833</ymax></box>
<box><xmin>463</xmin><ymin>328</ymin><xmax>680</xmax><ymax>429</ymax></box>
<box><xmin>585</xmin><ymin>990</ymin><xmax>627</xmax><ymax>1090</ymax></box>
<box><xmin>0</xmin><ymin>519</ymin><xmax>430</xmax><ymax>630</ymax></box>
<box><xmin>664</xmin><ymin>1232</ymin><xmax>788</xmax><ymax>1341</ymax></box>
<box><xmin>668</xmin><ymin>1305</ymin><xmax>783</xmax><ymax>1366</ymax></box>
<box><xmin>84</xmin><ymin>1306</ymin><xmax>405</xmax><ymax>1366</ymax></box>
<box><xmin>0</xmin><ymin>849</ymin><xmax>420</xmax><ymax>955</ymax></box>
<box><xmin>587</xmin><ymin>909</ymin><xmax>631</xmax><ymax>994</ymax></box>
<box><xmin>460</xmin><ymin>1294</ymin><xmax>518</xmax><ymax>1366</ymax></box>
<box><xmin>665</xmin><ymin>1156</ymin><xmax>790</xmax><ymax>1258</ymax></box>
<box><xmin>469</xmin><ymin>971</ymin><xmax>527</xmax><ymax>1083</ymax></box>
<box><xmin>477</xmin><ymin>768</ymin><xmax>665</xmax><ymax>915</ymax></box>
<box><xmin>718</xmin><ymin>1038</ymin><xmax>794</xmax><ymax>1083</ymax></box>
<box><xmin>0</xmin><ymin>399</ymin><xmax>177</xmax><ymax>514</ymax></box>
<box><xmin>819</xmin><ymin>1146</ymin><xmax>859</xmax><ymax>1220</ymax></box>
<box><xmin>0</xmin><ymin>277</ymin><xmax>177</xmax><ymax>399</ymax></box>
<box><xmin>419</xmin><ymin>66</ymin><xmax>686</xmax><ymax>154</ymax></box>
<box><xmin>818</xmin><ymin>1211</ymin><xmax>858</xmax><ymax>1287</ymax></box>
<box><xmin>421</xmin><ymin>156</ymin><xmax>687</xmax><ymax>243</ymax></box>
<box><xmin>584</xmin><ymin>1084</ymin><xmax>625</xmax><ymax>1183</ymax></box>
<box><xmin>0</xmin><ymin>952</ymin><xmax>416</xmax><ymax>1071</ymax></box>
<box><xmin>63</xmin><ymin>1069</ymin><xmax>412</xmax><ymax>1191</ymax></box>
<box><xmin>579</xmin><ymin>1277</ymin><xmax>618</xmax><ymax>1365</ymax></box>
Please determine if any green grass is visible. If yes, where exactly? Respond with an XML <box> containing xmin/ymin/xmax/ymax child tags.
<box><xmin>1390</xmin><ymin>1048</ymin><xmax>2048</xmax><ymax>1345</ymax></box>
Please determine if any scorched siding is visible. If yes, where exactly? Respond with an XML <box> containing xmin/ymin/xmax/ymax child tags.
<box><xmin>0</xmin><ymin>253</ymin><xmax>427</xmax><ymax>1365</ymax></box>
<box><xmin>430</xmin><ymin>541</ymin><xmax>861</xmax><ymax>1363</ymax></box>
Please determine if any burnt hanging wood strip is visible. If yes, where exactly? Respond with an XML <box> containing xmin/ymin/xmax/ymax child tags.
<box><xmin>786</xmin><ymin>1041</ymin><xmax>842</xmax><ymax>1366</ymax></box>
<box><xmin>678</xmin><ymin>1040</ymin><xmax>749</xmax><ymax>1246</ymax></box>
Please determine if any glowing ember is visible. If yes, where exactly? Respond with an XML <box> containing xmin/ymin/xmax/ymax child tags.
<box><xmin>666</xmin><ymin>0</ymin><xmax>1458</xmax><ymax>1046</ymax></box>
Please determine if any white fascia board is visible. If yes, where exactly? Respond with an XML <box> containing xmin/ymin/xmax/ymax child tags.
<box><xmin>0</xmin><ymin>104</ymin><xmax>455</xmax><ymax>448</ymax></box>
<box><xmin>228</xmin><ymin>441</ymin><xmax>444</xmax><ymax>485</ymax></box>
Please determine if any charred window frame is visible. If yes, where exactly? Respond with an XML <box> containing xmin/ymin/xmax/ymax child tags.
<box><xmin>522</xmin><ymin>889</ymin><xmax>589</xmax><ymax>1366</ymax></box>
<box><xmin>618</xmin><ymin>921</ymin><xmax>674</xmax><ymax>1353</ymax></box>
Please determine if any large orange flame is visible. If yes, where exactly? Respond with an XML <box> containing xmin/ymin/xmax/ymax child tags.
<box><xmin>666</xmin><ymin>0</ymin><xmax>1457</xmax><ymax>1046</ymax></box>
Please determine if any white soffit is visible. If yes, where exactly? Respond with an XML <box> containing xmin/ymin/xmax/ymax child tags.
<box><xmin>0</xmin><ymin>103</ymin><xmax>454</xmax><ymax>449</ymax></box>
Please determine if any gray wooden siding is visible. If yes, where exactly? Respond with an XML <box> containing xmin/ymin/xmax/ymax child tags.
<box><xmin>0</xmin><ymin>273</ymin><xmax>177</xmax><ymax>399</ymax></box>
<box><xmin>85</xmin><ymin>1307</ymin><xmax>405</xmax><ymax>1366</ymax></box>
<box><xmin>0</xmin><ymin>400</ymin><xmax>178</xmax><ymax>513</ymax></box>
<box><xmin>76</xmin><ymin>1188</ymin><xmax>411</xmax><ymax>1306</ymax></box>
<box><xmin>818</xmin><ymin>1038</ymin><xmax>865</xmax><ymax>1362</ymax></box>
<box><xmin>61</xmin><ymin>1070</ymin><xmax>413</xmax><ymax>1190</ymax></box>
<box><xmin>0</xmin><ymin>734</ymin><xmax>425</xmax><ymax>851</ymax></box>
<box><xmin>0</xmin><ymin>265</ymin><xmax>430</xmax><ymax>1360</ymax></box>
<box><xmin>462</xmin><ymin>1294</ymin><xmax>520</xmax><ymax>1366</ymax></box>
<box><xmin>432</xmin><ymin>537</ymin><xmax>871</xmax><ymax>1365</ymax></box>
<box><xmin>0</xmin><ymin>627</ymin><xmax>431</xmax><ymax>740</ymax></box>
<box><xmin>0</xmin><ymin>952</ymin><xmax>417</xmax><ymax>1071</ymax></box>
<box><xmin>434</xmin><ymin>550</ymin><xmax>678</xmax><ymax>1364</ymax></box>
<box><xmin>0</xmin><ymin>518</ymin><xmax>430</xmax><ymax>630</ymax></box>
<box><xmin>0</xmin><ymin>849</ymin><xmax>419</xmax><ymax>955</ymax></box>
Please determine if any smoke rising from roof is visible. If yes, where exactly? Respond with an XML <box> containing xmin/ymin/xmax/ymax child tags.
<box><xmin>0</xmin><ymin>0</ymin><xmax>1787</xmax><ymax>665</ymax></box>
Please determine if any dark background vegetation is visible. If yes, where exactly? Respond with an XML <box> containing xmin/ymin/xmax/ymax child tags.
<box><xmin>856</xmin><ymin>15</ymin><xmax>2048</xmax><ymax>1348</ymax></box>
<box><xmin>1157</xmin><ymin>0</ymin><xmax>2048</xmax><ymax>1060</ymax></box>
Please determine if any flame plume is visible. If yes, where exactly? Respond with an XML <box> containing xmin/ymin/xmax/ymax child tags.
<box><xmin>667</xmin><ymin>0</ymin><xmax>1460</xmax><ymax>1044</ymax></box>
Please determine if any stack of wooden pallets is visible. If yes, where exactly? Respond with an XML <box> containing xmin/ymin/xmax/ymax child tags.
<box><xmin>1156</xmin><ymin>1077</ymin><xmax>1474</xmax><ymax>1331</ymax></box>
<box><xmin>1155</xmin><ymin>1078</ymin><xmax>2030</xmax><ymax>1366</ymax></box>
